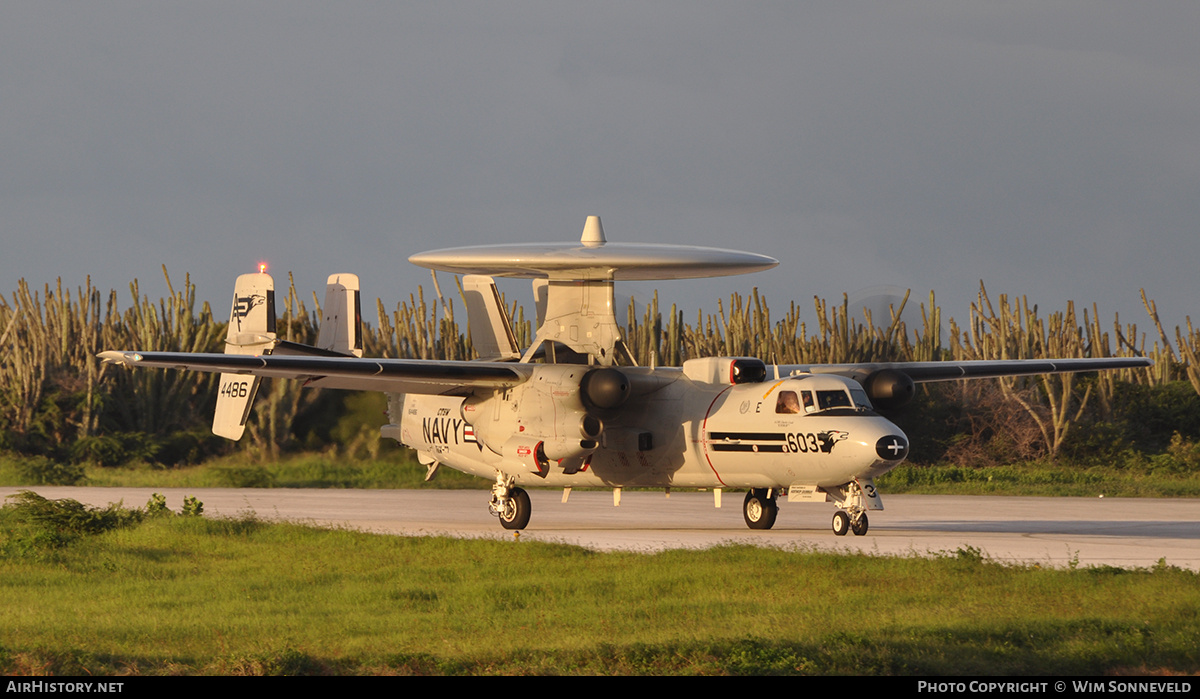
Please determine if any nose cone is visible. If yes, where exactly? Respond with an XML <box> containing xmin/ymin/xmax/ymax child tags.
<box><xmin>857</xmin><ymin>418</ymin><xmax>908</xmax><ymax>480</ymax></box>
<box><xmin>875</xmin><ymin>433</ymin><xmax>909</xmax><ymax>462</ymax></box>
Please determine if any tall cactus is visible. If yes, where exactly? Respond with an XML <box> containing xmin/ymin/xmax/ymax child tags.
<box><xmin>103</xmin><ymin>269</ymin><xmax>223</xmax><ymax>435</ymax></box>
<box><xmin>2</xmin><ymin>268</ymin><xmax>1196</xmax><ymax>465</ymax></box>
<box><xmin>1176</xmin><ymin>318</ymin><xmax>1200</xmax><ymax>396</ymax></box>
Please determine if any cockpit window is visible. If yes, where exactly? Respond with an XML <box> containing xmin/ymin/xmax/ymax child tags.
<box><xmin>783</xmin><ymin>383</ymin><xmax>873</xmax><ymax>414</ymax></box>
<box><xmin>816</xmin><ymin>390</ymin><xmax>852</xmax><ymax>411</ymax></box>
<box><xmin>776</xmin><ymin>391</ymin><xmax>801</xmax><ymax>414</ymax></box>
<box><xmin>849</xmin><ymin>387</ymin><xmax>873</xmax><ymax>410</ymax></box>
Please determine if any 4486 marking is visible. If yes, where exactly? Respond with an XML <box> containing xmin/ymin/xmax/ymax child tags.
<box><xmin>220</xmin><ymin>379</ymin><xmax>251</xmax><ymax>398</ymax></box>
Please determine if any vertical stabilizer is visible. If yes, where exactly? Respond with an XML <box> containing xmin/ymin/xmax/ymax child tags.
<box><xmin>462</xmin><ymin>275</ymin><xmax>520</xmax><ymax>361</ymax></box>
<box><xmin>316</xmin><ymin>274</ymin><xmax>363</xmax><ymax>357</ymax></box>
<box><xmin>224</xmin><ymin>272</ymin><xmax>276</xmax><ymax>352</ymax></box>
<box><xmin>213</xmin><ymin>272</ymin><xmax>276</xmax><ymax>440</ymax></box>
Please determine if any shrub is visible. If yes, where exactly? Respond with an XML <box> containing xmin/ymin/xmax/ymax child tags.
<box><xmin>1</xmin><ymin>491</ymin><xmax>143</xmax><ymax>550</ymax></box>
<box><xmin>213</xmin><ymin>465</ymin><xmax>274</xmax><ymax>488</ymax></box>
<box><xmin>14</xmin><ymin>456</ymin><xmax>85</xmax><ymax>486</ymax></box>
<box><xmin>145</xmin><ymin>493</ymin><xmax>171</xmax><ymax>517</ymax></box>
<box><xmin>70</xmin><ymin>435</ymin><xmax>128</xmax><ymax>467</ymax></box>
<box><xmin>182</xmin><ymin>495</ymin><xmax>204</xmax><ymax>517</ymax></box>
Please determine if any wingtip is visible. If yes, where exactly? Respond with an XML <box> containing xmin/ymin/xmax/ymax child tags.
<box><xmin>98</xmin><ymin>350</ymin><xmax>138</xmax><ymax>365</ymax></box>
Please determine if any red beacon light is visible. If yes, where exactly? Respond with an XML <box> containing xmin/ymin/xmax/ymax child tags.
<box><xmin>258</xmin><ymin>262</ymin><xmax>267</xmax><ymax>274</ymax></box>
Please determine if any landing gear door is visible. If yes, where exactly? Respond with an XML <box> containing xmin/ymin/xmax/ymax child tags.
<box><xmin>857</xmin><ymin>478</ymin><xmax>884</xmax><ymax>511</ymax></box>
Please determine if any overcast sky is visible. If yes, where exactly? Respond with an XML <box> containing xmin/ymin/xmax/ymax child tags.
<box><xmin>3</xmin><ymin>2</ymin><xmax>1197</xmax><ymax>344</ymax></box>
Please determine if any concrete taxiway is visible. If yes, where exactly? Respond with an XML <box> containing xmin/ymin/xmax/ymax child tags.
<box><xmin>3</xmin><ymin>487</ymin><xmax>1197</xmax><ymax>570</ymax></box>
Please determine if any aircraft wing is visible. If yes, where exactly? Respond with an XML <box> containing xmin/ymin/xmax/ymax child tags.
<box><xmin>98</xmin><ymin>351</ymin><xmax>531</xmax><ymax>395</ymax></box>
<box><xmin>781</xmin><ymin>357</ymin><xmax>1152</xmax><ymax>384</ymax></box>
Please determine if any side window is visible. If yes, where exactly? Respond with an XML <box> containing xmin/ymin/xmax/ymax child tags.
<box><xmin>776</xmin><ymin>391</ymin><xmax>800</xmax><ymax>414</ymax></box>
<box><xmin>802</xmin><ymin>390</ymin><xmax>816</xmax><ymax>413</ymax></box>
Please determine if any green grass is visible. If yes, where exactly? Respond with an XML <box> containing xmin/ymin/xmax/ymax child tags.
<box><xmin>879</xmin><ymin>463</ymin><xmax>1200</xmax><ymax>498</ymax></box>
<box><xmin>0</xmin><ymin>450</ymin><xmax>487</xmax><ymax>490</ymax></box>
<box><xmin>1</xmin><ymin>496</ymin><xmax>1197</xmax><ymax>675</ymax></box>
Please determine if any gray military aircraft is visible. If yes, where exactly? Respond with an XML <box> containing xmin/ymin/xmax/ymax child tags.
<box><xmin>100</xmin><ymin>216</ymin><xmax>1151</xmax><ymax>535</ymax></box>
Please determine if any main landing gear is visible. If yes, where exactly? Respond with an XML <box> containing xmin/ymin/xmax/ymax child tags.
<box><xmin>743</xmin><ymin>488</ymin><xmax>779</xmax><ymax>530</ymax></box>
<box><xmin>489</xmin><ymin>473</ymin><xmax>531</xmax><ymax>530</ymax></box>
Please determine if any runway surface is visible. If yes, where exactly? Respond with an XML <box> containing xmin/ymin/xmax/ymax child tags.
<box><xmin>4</xmin><ymin>486</ymin><xmax>1198</xmax><ymax>570</ymax></box>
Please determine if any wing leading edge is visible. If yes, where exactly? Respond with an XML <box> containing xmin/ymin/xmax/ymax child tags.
<box><xmin>98</xmin><ymin>351</ymin><xmax>530</xmax><ymax>395</ymax></box>
<box><xmin>101</xmin><ymin>351</ymin><xmax>1150</xmax><ymax>395</ymax></box>
<box><xmin>782</xmin><ymin>357</ymin><xmax>1152</xmax><ymax>384</ymax></box>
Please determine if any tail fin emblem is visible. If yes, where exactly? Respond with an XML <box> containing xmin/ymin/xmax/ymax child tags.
<box><xmin>232</xmin><ymin>294</ymin><xmax>266</xmax><ymax>326</ymax></box>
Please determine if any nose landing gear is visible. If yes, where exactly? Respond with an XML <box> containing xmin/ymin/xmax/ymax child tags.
<box><xmin>830</xmin><ymin>479</ymin><xmax>876</xmax><ymax>536</ymax></box>
<box><xmin>832</xmin><ymin>509</ymin><xmax>868</xmax><ymax>536</ymax></box>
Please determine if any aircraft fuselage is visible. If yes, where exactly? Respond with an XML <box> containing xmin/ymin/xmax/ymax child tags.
<box><xmin>390</xmin><ymin>368</ymin><xmax>909</xmax><ymax>493</ymax></box>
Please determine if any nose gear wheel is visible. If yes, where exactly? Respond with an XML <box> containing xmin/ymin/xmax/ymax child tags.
<box><xmin>832</xmin><ymin>510</ymin><xmax>850</xmax><ymax>536</ymax></box>
<box><xmin>850</xmin><ymin>512</ymin><xmax>868</xmax><ymax>536</ymax></box>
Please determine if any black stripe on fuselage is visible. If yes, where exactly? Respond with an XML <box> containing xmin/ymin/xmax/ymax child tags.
<box><xmin>710</xmin><ymin>443</ymin><xmax>787</xmax><ymax>453</ymax></box>
<box><xmin>707</xmin><ymin>432</ymin><xmax>786</xmax><ymax>442</ymax></box>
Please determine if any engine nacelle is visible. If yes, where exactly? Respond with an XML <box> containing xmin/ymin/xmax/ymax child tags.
<box><xmin>863</xmin><ymin>369</ymin><xmax>915</xmax><ymax>411</ymax></box>
<box><xmin>463</xmin><ymin>365</ymin><xmax>608</xmax><ymax>457</ymax></box>
<box><xmin>580</xmin><ymin>367</ymin><xmax>630</xmax><ymax>410</ymax></box>
<box><xmin>682</xmin><ymin>357</ymin><xmax>767</xmax><ymax>385</ymax></box>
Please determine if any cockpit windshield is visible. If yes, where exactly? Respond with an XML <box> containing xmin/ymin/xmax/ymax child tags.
<box><xmin>849</xmin><ymin>387</ymin><xmax>873</xmax><ymax>410</ymax></box>
<box><xmin>776</xmin><ymin>385</ymin><xmax>874</xmax><ymax>414</ymax></box>
<box><xmin>816</xmin><ymin>389</ymin><xmax>852</xmax><ymax>411</ymax></box>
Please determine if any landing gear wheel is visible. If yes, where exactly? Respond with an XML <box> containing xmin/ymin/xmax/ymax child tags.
<box><xmin>832</xmin><ymin>510</ymin><xmax>850</xmax><ymax>536</ymax></box>
<box><xmin>743</xmin><ymin>490</ymin><xmax>778</xmax><ymax>530</ymax></box>
<box><xmin>851</xmin><ymin>512</ymin><xmax>869</xmax><ymax>536</ymax></box>
<box><xmin>499</xmin><ymin>487</ymin><xmax>531</xmax><ymax>530</ymax></box>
